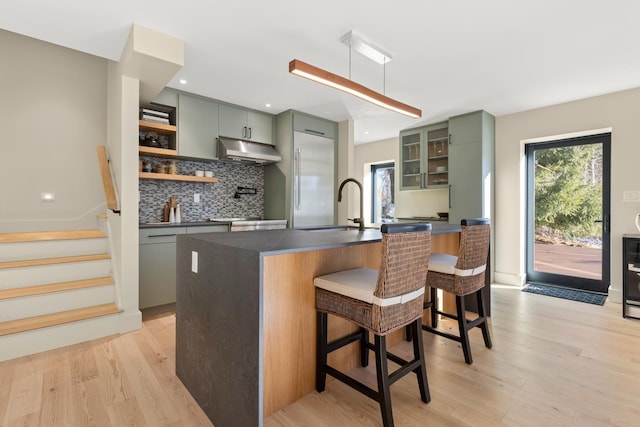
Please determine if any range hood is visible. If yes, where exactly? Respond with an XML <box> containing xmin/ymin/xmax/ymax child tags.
<box><xmin>217</xmin><ymin>136</ymin><xmax>282</xmax><ymax>165</ymax></box>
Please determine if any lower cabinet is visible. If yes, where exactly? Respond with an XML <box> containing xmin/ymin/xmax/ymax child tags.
<box><xmin>139</xmin><ymin>225</ymin><xmax>228</xmax><ymax>309</ymax></box>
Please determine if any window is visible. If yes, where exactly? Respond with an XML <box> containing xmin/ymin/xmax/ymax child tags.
<box><xmin>371</xmin><ymin>162</ymin><xmax>395</xmax><ymax>223</ymax></box>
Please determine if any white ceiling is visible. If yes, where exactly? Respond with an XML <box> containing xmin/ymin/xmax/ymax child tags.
<box><xmin>3</xmin><ymin>1</ymin><xmax>640</xmax><ymax>144</ymax></box>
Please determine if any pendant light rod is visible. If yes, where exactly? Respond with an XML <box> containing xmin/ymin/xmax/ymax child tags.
<box><xmin>289</xmin><ymin>59</ymin><xmax>421</xmax><ymax>118</ymax></box>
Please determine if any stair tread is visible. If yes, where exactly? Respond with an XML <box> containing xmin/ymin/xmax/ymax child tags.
<box><xmin>0</xmin><ymin>229</ymin><xmax>106</xmax><ymax>244</ymax></box>
<box><xmin>0</xmin><ymin>276</ymin><xmax>114</xmax><ymax>300</ymax></box>
<box><xmin>0</xmin><ymin>303</ymin><xmax>122</xmax><ymax>336</ymax></box>
<box><xmin>0</xmin><ymin>253</ymin><xmax>110</xmax><ymax>270</ymax></box>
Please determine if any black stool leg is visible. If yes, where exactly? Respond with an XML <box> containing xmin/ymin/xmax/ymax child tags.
<box><xmin>430</xmin><ymin>287</ymin><xmax>438</xmax><ymax>327</ymax></box>
<box><xmin>411</xmin><ymin>319</ymin><xmax>430</xmax><ymax>403</ymax></box>
<box><xmin>374</xmin><ymin>335</ymin><xmax>393</xmax><ymax>427</ymax></box>
<box><xmin>316</xmin><ymin>311</ymin><xmax>328</xmax><ymax>392</ymax></box>
<box><xmin>456</xmin><ymin>296</ymin><xmax>473</xmax><ymax>365</ymax></box>
<box><xmin>404</xmin><ymin>324</ymin><xmax>412</xmax><ymax>342</ymax></box>
<box><xmin>359</xmin><ymin>327</ymin><xmax>369</xmax><ymax>367</ymax></box>
<box><xmin>477</xmin><ymin>288</ymin><xmax>493</xmax><ymax>349</ymax></box>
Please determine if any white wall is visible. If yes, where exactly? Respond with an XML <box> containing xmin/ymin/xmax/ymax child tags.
<box><xmin>353</xmin><ymin>136</ymin><xmax>449</xmax><ymax>225</ymax></box>
<box><xmin>0</xmin><ymin>30</ymin><xmax>108</xmax><ymax>232</ymax></box>
<box><xmin>495</xmin><ymin>87</ymin><xmax>640</xmax><ymax>302</ymax></box>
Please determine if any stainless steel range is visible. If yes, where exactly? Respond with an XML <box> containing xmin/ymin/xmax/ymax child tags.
<box><xmin>209</xmin><ymin>218</ymin><xmax>288</xmax><ymax>231</ymax></box>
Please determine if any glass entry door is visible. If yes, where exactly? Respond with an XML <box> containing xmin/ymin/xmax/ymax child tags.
<box><xmin>525</xmin><ymin>133</ymin><xmax>611</xmax><ymax>293</ymax></box>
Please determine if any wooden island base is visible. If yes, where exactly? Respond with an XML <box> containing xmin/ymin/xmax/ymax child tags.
<box><xmin>262</xmin><ymin>232</ymin><xmax>459</xmax><ymax>417</ymax></box>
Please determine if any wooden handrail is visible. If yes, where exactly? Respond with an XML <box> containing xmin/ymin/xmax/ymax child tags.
<box><xmin>96</xmin><ymin>145</ymin><xmax>120</xmax><ymax>214</ymax></box>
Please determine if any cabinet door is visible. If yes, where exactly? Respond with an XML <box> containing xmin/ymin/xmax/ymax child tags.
<box><xmin>399</xmin><ymin>129</ymin><xmax>424</xmax><ymax>190</ymax></box>
<box><xmin>139</xmin><ymin>227</ymin><xmax>186</xmax><ymax>309</ymax></box>
<box><xmin>449</xmin><ymin>111</ymin><xmax>483</xmax><ymax>145</ymax></box>
<box><xmin>425</xmin><ymin>124</ymin><xmax>449</xmax><ymax>188</ymax></box>
<box><xmin>219</xmin><ymin>104</ymin><xmax>248</xmax><ymax>139</ymax></box>
<box><xmin>448</xmin><ymin>142</ymin><xmax>483</xmax><ymax>224</ymax></box>
<box><xmin>247</xmin><ymin>111</ymin><xmax>273</xmax><ymax>144</ymax></box>
<box><xmin>293</xmin><ymin>113</ymin><xmax>336</xmax><ymax>140</ymax></box>
<box><xmin>178</xmin><ymin>95</ymin><xmax>219</xmax><ymax>159</ymax></box>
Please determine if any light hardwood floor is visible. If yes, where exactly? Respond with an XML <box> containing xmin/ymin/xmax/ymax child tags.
<box><xmin>2</xmin><ymin>286</ymin><xmax>640</xmax><ymax>426</ymax></box>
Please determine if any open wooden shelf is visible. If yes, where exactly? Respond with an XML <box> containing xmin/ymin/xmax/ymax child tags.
<box><xmin>139</xmin><ymin>172</ymin><xmax>218</xmax><ymax>183</ymax></box>
<box><xmin>139</xmin><ymin>120</ymin><xmax>176</xmax><ymax>134</ymax></box>
<box><xmin>138</xmin><ymin>146</ymin><xmax>177</xmax><ymax>158</ymax></box>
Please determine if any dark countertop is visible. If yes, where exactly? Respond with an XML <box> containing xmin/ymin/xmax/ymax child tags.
<box><xmin>183</xmin><ymin>223</ymin><xmax>462</xmax><ymax>256</ymax></box>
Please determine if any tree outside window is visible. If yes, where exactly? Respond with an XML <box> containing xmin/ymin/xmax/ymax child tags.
<box><xmin>371</xmin><ymin>162</ymin><xmax>395</xmax><ymax>223</ymax></box>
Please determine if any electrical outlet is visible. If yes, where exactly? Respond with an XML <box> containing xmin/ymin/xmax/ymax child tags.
<box><xmin>194</xmin><ymin>193</ymin><xmax>200</xmax><ymax>203</ymax></box>
<box><xmin>192</xmin><ymin>251</ymin><xmax>198</xmax><ymax>273</ymax></box>
<box><xmin>623</xmin><ymin>190</ymin><xmax>640</xmax><ymax>203</ymax></box>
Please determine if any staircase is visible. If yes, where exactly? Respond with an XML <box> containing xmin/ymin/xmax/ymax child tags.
<box><xmin>0</xmin><ymin>228</ymin><xmax>122</xmax><ymax>361</ymax></box>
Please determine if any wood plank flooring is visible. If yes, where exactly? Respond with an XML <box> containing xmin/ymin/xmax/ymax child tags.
<box><xmin>1</xmin><ymin>286</ymin><xmax>640</xmax><ymax>426</ymax></box>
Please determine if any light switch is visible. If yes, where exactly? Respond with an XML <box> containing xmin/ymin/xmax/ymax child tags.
<box><xmin>192</xmin><ymin>251</ymin><xmax>198</xmax><ymax>273</ymax></box>
<box><xmin>623</xmin><ymin>191</ymin><xmax>640</xmax><ymax>203</ymax></box>
<box><xmin>194</xmin><ymin>193</ymin><xmax>200</xmax><ymax>203</ymax></box>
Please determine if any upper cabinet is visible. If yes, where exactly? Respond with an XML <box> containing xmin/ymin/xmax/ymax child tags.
<box><xmin>219</xmin><ymin>104</ymin><xmax>274</xmax><ymax>145</ymax></box>
<box><xmin>398</xmin><ymin>110</ymin><xmax>495</xmax><ymax>224</ymax></box>
<box><xmin>447</xmin><ymin>110</ymin><xmax>495</xmax><ymax>224</ymax></box>
<box><xmin>399</xmin><ymin>122</ymin><xmax>448</xmax><ymax>190</ymax></box>
<box><xmin>177</xmin><ymin>94</ymin><xmax>219</xmax><ymax>160</ymax></box>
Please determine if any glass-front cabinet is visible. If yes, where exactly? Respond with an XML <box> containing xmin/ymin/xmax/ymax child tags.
<box><xmin>426</xmin><ymin>126</ymin><xmax>448</xmax><ymax>187</ymax></box>
<box><xmin>399</xmin><ymin>123</ymin><xmax>448</xmax><ymax>190</ymax></box>
<box><xmin>400</xmin><ymin>129</ymin><xmax>423</xmax><ymax>189</ymax></box>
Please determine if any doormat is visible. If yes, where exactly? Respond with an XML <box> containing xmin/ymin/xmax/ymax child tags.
<box><xmin>522</xmin><ymin>283</ymin><xmax>607</xmax><ymax>306</ymax></box>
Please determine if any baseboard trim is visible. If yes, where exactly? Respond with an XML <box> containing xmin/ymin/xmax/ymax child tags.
<box><xmin>493</xmin><ymin>271</ymin><xmax>525</xmax><ymax>287</ymax></box>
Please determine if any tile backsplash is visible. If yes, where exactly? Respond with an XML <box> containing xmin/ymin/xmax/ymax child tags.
<box><xmin>139</xmin><ymin>157</ymin><xmax>265</xmax><ymax>223</ymax></box>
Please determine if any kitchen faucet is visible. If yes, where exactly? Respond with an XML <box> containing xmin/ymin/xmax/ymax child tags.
<box><xmin>338</xmin><ymin>178</ymin><xmax>365</xmax><ymax>231</ymax></box>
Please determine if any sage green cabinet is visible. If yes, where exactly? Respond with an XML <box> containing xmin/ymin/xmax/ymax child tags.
<box><xmin>293</xmin><ymin>112</ymin><xmax>337</xmax><ymax>139</ymax></box>
<box><xmin>447</xmin><ymin>110</ymin><xmax>494</xmax><ymax>224</ymax></box>
<box><xmin>139</xmin><ymin>224</ymin><xmax>228</xmax><ymax>309</ymax></box>
<box><xmin>399</xmin><ymin>128</ymin><xmax>424</xmax><ymax>189</ymax></box>
<box><xmin>219</xmin><ymin>104</ymin><xmax>274</xmax><ymax>144</ymax></box>
<box><xmin>399</xmin><ymin>122</ymin><xmax>448</xmax><ymax>190</ymax></box>
<box><xmin>139</xmin><ymin>227</ymin><xmax>186</xmax><ymax>310</ymax></box>
<box><xmin>177</xmin><ymin>94</ymin><xmax>219</xmax><ymax>160</ymax></box>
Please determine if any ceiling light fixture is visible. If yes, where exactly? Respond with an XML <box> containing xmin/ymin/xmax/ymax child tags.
<box><xmin>289</xmin><ymin>31</ymin><xmax>421</xmax><ymax>118</ymax></box>
<box><xmin>289</xmin><ymin>59</ymin><xmax>421</xmax><ymax>118</ymax></box>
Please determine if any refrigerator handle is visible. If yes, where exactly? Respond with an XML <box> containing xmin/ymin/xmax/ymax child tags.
<box><xmin>295</xmin><ymin>147</ymin><xmax>301</xmax><ymax>210</ymax></box>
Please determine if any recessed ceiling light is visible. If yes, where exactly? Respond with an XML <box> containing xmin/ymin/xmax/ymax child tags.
<box><xmin>365</xmin><ymin>131</ymin><xmax>369</xmax><ymax>135</ymax></box>
<box><xmin>265</xmin><ymin>103</ymin><xmax>271</xmax><ymax>108</ymax></box>
<box><xmin>179</xmin><ymin>79</ymin><xmax>187</xmax><ymax>85</ymax></box>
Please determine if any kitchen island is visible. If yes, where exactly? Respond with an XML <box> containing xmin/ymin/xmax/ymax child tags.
<box><xmin>175</xmin><ymin>224</ymin><xmax>461</xmax><ymax>427</ymax></box>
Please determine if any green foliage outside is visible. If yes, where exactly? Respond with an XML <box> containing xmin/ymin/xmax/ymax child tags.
<box><xmin>535</xmin><ymin>144</ymin><xmax>602</xmax><ymax>246</ymax></box>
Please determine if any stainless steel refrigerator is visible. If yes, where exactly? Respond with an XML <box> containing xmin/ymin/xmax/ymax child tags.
<box><xmin>291</xmin><ymin>131</ymin><xmax>335</xmax><ymax>227</ymax></box>
<box><xmin>264</xmin><ymin>110</ymin><xmax>337</xmax><ymax>227</ymax></box>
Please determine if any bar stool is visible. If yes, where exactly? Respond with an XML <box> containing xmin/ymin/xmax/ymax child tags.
<box><xmin>423</xmin><ymin>218</ymin><xmax>492</xmax><ymax>365</ymax></box>
<box><xmin>314</xmin><ymin>223</ymin><xmax>432</xmax><ymax>427</ymax></box>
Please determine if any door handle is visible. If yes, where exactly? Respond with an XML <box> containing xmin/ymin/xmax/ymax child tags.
<box><xmin>294</xmin><ymin>148</ymin><xmax>301</xmax><ymax>210</ymax></box>
<box><xmin>448</xmin><ymin>185</ymin><xmax>452</xmax><ymax>209</ymax></box>
<box><xmin>595</xmin><ymin>216</ymin><xmax>609</xmax><ymax>233</ymax></box>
